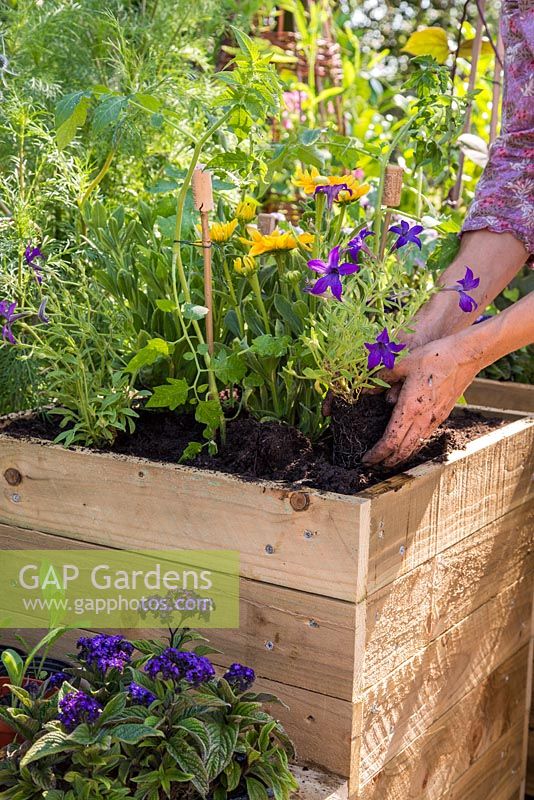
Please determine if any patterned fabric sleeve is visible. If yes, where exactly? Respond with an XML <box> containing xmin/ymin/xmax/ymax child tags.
<box><xmin>462</xmin><ymin>0</ymin><xmax>534</xmax><ymax>254</ymax></box>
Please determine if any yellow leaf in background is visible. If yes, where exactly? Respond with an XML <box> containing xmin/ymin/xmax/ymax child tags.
<box><xmin>458</xmin><ymin>38</ymin><xmax>494</xmax><ymax>60</ymax></box>
<box><xmin>402</xmin><ymin>27</ymin><xmax>450</xmax><ymax>63</ymax></box>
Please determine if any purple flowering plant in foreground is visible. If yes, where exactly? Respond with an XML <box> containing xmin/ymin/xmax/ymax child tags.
<box><xmin>24</xmin><ymin>244</ymin><xmax>45</xmax><ymax>285</ymax></box>
<box><xmin>1</xmin><ymin>627</ymin><xmax>297</xmax><ymax>799</ymax></box>
<box><xmin>445</xmin><ymin>266</ymin><xmax>480</xmax><ymax>313</ymax></box>
<box><xmin>364</xmin><ymin>328</ymin><xmax>406</xmax><ymax>371</ymax></box>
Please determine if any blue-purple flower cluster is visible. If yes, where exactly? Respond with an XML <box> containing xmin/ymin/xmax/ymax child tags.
<box><xmin>128</xmin><ymin>681</ymin><xmax>156</xmax><ymax>707</ymax></box>
<box><xmin>47</xmin><ymin>671</ymin><xmax>70</xmax><ymax>689</ymax></box>
<box><xmin>144</xmin><ymin>648</ymin><xmax>215</xmax><ymax>686</ymax></box>
<box><xmin>58</xmin><ymin>690</ymin><xmax>102</xmax><ymax>732</ymax></box>
<box><xmin>77</xmin><ymin>634</ymin><xmax>134</xmax><ymax>674</ymax></box>
<box><xmin>223</xmin><ymin>663</ymin><xmax>255</xmax><ymax>693</ymax></box>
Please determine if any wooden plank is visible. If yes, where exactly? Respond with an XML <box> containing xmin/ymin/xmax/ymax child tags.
<box><xmin>364</xmin><ymin>500</ymin><xmax>534</xmax><ymax>686</ymax></box>
<box><xmin>358</xmin><ymin>646</ymin><xmax>528</xmax><ymax>800</ymax></box>
<box><xmin>362</xmin><ymin>419</ymin><xmax>534</xmax><ymax>595</ymax></box>
<box><xmin>465</xmin><ymin>377</ymin><xmax>534</xmax><ymax>413</ymax></box>
<box><xmin>360</xmin><ymin>577</ymin><xmax>532</xmax><ymax>783</ymax></box>
<box><xmin>0</xmin><ymin>523</ymin><xmax>357</xmax><ymax>700</ymax></box>
<box><xmin>528</xmin><ymin>729</ymin><xmax>534</xmax><ymax>795</ymax></box>
<box><xmin>0</xmin><ymin>436</ymin><xmax>370</xmax><ymax>602</ymax></box>
<box><xmin>443</xmin><ymin>721</ymin><xmax>523</xmax><ymax>800</ymax></box>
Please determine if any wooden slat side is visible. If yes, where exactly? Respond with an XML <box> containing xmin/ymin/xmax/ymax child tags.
<box><xmin>365</xmin><ymin>419</ymin><xmax>534</xmax><ymax>594</ymax></box>
<box><xmin>443</xmin><ymin>721</ymin><xmax>523</xmax><ymax>800</ymax></box>
<box><xmin>527</xmin><ymin>728</ymin><xmax>534</xmax><ymax>795</ymax></box>
<box><xmin>364</xmin><ymin>500</ymin><xmax>534</xmax><ymax>687</ymax></box>
<box><xmin>357</xmin><ymin>646</ymin><xmax>528</xmax><ymax>800</ymax></box>
<box><xmin>0</xmin><ymin>437</ymin><xmax>369</xmax><ymax>602</ymax></box>
<box><xmin>465</xmin><ymin>377</ymin><xmax>534</xmax><ymax>413</ymax></box>
<box><xmin>0</xmin><ymin>523</ymin><xmax>357</xmax><ymax>700</ymax></box>
<box><xmin>360</xmin><ymin>577</ymin><xmax>532</xmax><ymax>783</ymax></box>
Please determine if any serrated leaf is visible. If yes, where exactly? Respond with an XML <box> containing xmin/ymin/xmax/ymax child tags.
<box><xmin>126</xmin><ymin>338</ymin><xmax>170</xmax><ymax>373</ymax></box>
<box><xmin>92</xmin><ymin>95</ymin><xmax>128</xmax><ymax>133</ymax></box>
<box><xmin>167</xmin><ymin>740</ymin><xmax>209</xmax><ymax>797</ymax></box>
<box><xmin>402</xmin><ymin>28</ymin><xmax>450</xmax><ymax>63</ymax></box>
<box><xmin>146</xmin><ymin>378</ymin><xmax>189</xmax><ymax>411</ymax></box>
<box><xmin>212</xmin><ymin>351</ymin><xmax>246</xmax><ymax>385</ymax></box>
<box><xmin>195</xmin><ymin>400</ymin><xmax>222</xmax><ymax>430</ymax></box>
<box><xmin>250</xmin><ymin>334</ymin><xmax>291</xmax><ymax>358</ymax></box>
<box><xmin>206</xmin><ymin>721</ymin><xmax>238</xmax><ymax>779</ymax></box>
<box><xmin>179</xmin><ymin>441</ymin><xmax>203</xmax><ymax>463</ymax></box>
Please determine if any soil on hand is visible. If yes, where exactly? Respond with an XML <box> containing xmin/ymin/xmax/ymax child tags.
<box><xmin>1</xmin><ymin>406</ymin><xmax>502</xmax><ymax>496</ymax></box>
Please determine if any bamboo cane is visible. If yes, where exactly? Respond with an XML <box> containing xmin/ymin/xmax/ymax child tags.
<box><xmin>380</xmin><ymin>164</ymin><xmax>404</xmax><ymax>260</ymax></box>
<box><xmin>191</xmin><ymin>166</ymin><xmax>215</xmax><ymax>356</ymax></box>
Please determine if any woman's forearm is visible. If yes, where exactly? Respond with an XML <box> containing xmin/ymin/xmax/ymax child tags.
<box><xmin>454</xmin><ymin>289</ymin><xmax>534</xmax><ymax>372</ymax></box>
<box><xmin>409</xmin><ymin>229</ymin><xmax>528</xmax><ymax>347</ymax></box>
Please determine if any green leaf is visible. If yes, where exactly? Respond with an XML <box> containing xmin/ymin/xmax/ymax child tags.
<box><xmin>206</xmin><ymin>721</ymin><xmax>239</xmax><ymax>779</ymax></box>
<box><xmin>126</xmin><ymin>338</ymin><xmax>170</xmax><ymax>373</ymax></box>
<box><xmin>98</xmin><ymin>692</ymin><xmax>127</xmax><ymax>725</ymax></box>
<box><xmin>245</xmin><ymin>777</ymin><xmax>269</xmax><ymax>800</ymax></box>
<box><xmin>1</xmin><ymin>649</ymin><xmax>23</xmax><ymax>686</ymax></box>
<box><xmin>224</xmin><ymin>760</ymin><xmax>241</xmax><ymax>792</ymax></box>
<box><xmin>155</xmin><ymin>299</ymin><xmax>176</xmax><ymax>313</ymax></box>
<box><xmin>55</xmin><ymin>92</ymin><xmax>91</xmax><ymax>149</ymax></box>
<box><xmin>179</xmin><ymin>441</ymin><xmax>203</xmax><ymax>463</ymax></box>
<box><xmin>250</xmin><ymin>334</ymin><xmax>291</xmax><ymax>359</ymax></box>
<box><xmin>273</xmin><ymin>295</ymin><xmax>303</xmax><ymax>335</ymax></box>
<box><xmin>183</xmin><ymin>303</ymin><xmax>209</xmax><ymax>320</ymax></box>
<box><xmin>167</xmin><ymin>740</ymin><xmax>209</xmax><ymax>797</ymax></box>
<box><xmin>92</xmin><ymin>94</ymin><xmax>128</xmax><ymax>133</ymax></box>
<box><xmin>195</xmin><ymin>400</ymin><xmax>222</xmax><ymax>431</ymax></box>
<box><xmin>21</xmin><ymin>731</ymin><xmax>72</xmax><ymax>767</ymax></box>
<box><xmin>212</xmin><ymin>351</ymin><xmax>246</xmax><ymax>385</ymax></box>
<box><xmin>146</xmin><ymin>378</ymin><xmax>189</xmax><ymax>411</ymax></box>
<box><xmin>112</xmin><ymin>724</ymin><xmax>164</xmax><ymax>744</ymax></box>
<box><xmin>134</xmin><ymin>93</ymin><xmax>162</xmax><ymax>112</ymax></box>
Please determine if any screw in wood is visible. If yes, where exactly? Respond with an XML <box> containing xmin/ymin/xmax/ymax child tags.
<box><xmin>399</xmin><ymin>545</ymin><xmax>406</xmax><ymax>555</ymax></box>
<box><xmin>308</xmin><ymin>619</ymin><xmax>319</xmax><ymax>628</ymax></box>
<box><xmin>303</xmin><ymin>530</ymin><xmax>314</xmax><ymax>540</ymax></box>
<box><xmin>11</xmin><ymin>493</ymin><xmax>21</xmax><ymax>503</ymax></box>
<box><xmin>4</xmin><ymin>468</ymin><xmax>22</xmax><ymax>486</ymax></box>
<box><xmin>265</xmin><ymin>641</ymin><xmax>274</xmax><ymax>650</ymax></box>
<box><xmin>289</xmin><ymin>492</ymin><xmax>310</xmax><ymax>512</ymax></box>
<box><xmin>264</xmin><ymin>544</ymin><xmax>274</xmax><ymax>555</ymax></box>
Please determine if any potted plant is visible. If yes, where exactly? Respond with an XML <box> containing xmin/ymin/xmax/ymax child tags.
<box><xmin>0</xmin><ymin>629</ymin><xmax>298</xmax><ymax>800</ymax></box>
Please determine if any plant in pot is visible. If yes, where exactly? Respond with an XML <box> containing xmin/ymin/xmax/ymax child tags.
<box><xmin>0</xmin><ymin>629</ymin><xmax>298</xmax><ymax>800</ymax></box>
<box><xmin>0</xmin><ymin>629</ymin><xmax>71</xmax><ymax>749</ymax></box>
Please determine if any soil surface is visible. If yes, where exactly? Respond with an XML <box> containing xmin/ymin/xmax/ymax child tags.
<box><xmin>330</xmin><ymin>393</ymin><xmax>392</xmax><ymax>468</ymax></box>
<box><xmin>1</xmin><ymin>407</ymin><xmax>502</xmax><ymax>496</ymax></box>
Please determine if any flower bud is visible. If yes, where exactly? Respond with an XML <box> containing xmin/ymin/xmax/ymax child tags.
<box><xmin>235</xmin><ymin>198</ymin><xmax>257</xmax><ymax>223</ymax></box>
<box><xmin>233</xmin><ymin>255</ymin><xmax>257</xmax><ymax>277</ymax></box>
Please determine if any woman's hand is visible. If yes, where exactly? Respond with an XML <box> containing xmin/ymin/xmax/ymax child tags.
<box><xmin>362</xmin><ymin>334</ymin><xmax>483</xmax><ymax>467</ymax></box>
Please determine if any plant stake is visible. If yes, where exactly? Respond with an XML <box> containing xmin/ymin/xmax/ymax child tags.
<box><xmin>380</xmin><ymin>164</ymin><xmax>404</xmax><ymax>259</ymax></box>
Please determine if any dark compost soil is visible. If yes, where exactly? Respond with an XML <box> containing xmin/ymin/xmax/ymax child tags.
<box><xmin>330</xmin><ymin>393</ymin><xmax>393</xmax><ymax>469</ymax></box>
<box><xmin>1</xmin><ymin>406</ymin><xmax>502</xmax><ymax>496</ymax></box>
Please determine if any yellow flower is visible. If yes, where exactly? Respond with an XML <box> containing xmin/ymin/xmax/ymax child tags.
<box><xmin>336</xmin><ymin>181</ymin><xmax>371</xmax><ymax>205</ymax></box>
<box><xmin>293</xmin><ymin>166</ymin><xmax>326</xmax><ymax>195</ymax></box>
<box><xmin>235</xmin><ymin>198</ymin><xmax>258</xmax><ymax>223</ymax></box>
<box><xmin>233</xmin><ymin>255</ymin><xmax>258</xmax><ymax>277</ymax></box>
<box><xmin>240</xmin><ymin>227</ymin><xmax>313</xmax><ymax>257</ymax></box>
<box><xmin>210</xmin><ymin>219</ymin><xmax>238</xmax><ymax>243</ymax></box>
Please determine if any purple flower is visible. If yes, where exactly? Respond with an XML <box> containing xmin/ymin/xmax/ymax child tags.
<box><xmin>38</xmin><ymin>297</ymin><xmax>49</xmax><ymax>324</ymax></box>
<box><xmin>450</xmin><ymin>266</ymin><xmax>480</xmax><ymax>313</ymax></box>
<box><xmin>128</xmin><ymin>681</ymin><xmax>156</xmax><ymax>707</ymax></box>
<box><xmin>314</xmin><ymin>183</ymin><xmax>351</xmax><ymax>209</ymax></box>
<box><xmin>474</xmin><ymin>314</ymin><xmax>492</xmax><ymax>324</ymax></box>
<box><xmin>77</xmin><ymin>634</ymin><xmax>134</xmax><ymax>674</ymax></box>
<box><xmin>223</xmin><ymin>663</ymin><xmax>255</xmax><ymax>693</ymax></box>
<box><xmin>364</xmin><ymin>328</ymin><xmax>406</xmax><ymax>371</ymax></box>
<box><xmin>47</xmin><ymin>671</ymin><xmax>69</xmax><ymax>690</ymax></box>
<box><xmin>24</xmin><ymin>245</ymin><xmax>45</xmax><ymax>285</ymax></box>
<box><xmin>144</xmin><ymin>648</ymin><xmax>215</xmax><ymax>686</ymax></box>
<box><xmin>0</xmin><ymin>300</ymin><xmax>24</xmax><ymax>344</ymax></box>
<box><xmin>389</xmin><ymin>220</ymin><xmax>424</xmax><ymax>250</ymax></box>
<box><xmin>346</xmin><ymin>227</ymin><xmax>374</xmax><ymax>260</ymax></box>
<box><xmin>307</xmin><ymin>245</ymin><xmax>359</xmax><ymax>301</ymax></box>
<box><xmin>58</xmin><ymin>690</ymin><xmax>102</xmax><ymax>732</ymax></box>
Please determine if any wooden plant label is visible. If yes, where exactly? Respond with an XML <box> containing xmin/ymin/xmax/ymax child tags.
<box><xmin>383</xmin><ymin>164</ymin><xmax>404</xmax><ymax>207</ymax></box>
<box><xmin>192</xmin><ymin>166</ymin><xmax>215</xmax><ymax>212</ymax></box>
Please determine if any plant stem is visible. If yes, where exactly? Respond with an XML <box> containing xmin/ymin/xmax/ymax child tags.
<box><xmin>221</xmin><ymin>258</ymin><xmax>244</xmax><ymax>335</ymax></box>
<box><xmin>249</xmin><ymin>273</ymin><xmax>271</xmax><ymax>333</ymax></box>
<box><xmin>79</xmin><ymin>149</ymin><xmax>116</xmax><ymax>211</ymax></box>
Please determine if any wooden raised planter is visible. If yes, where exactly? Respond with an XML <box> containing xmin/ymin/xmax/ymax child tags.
<box><xmin>465</xmin><ymin>377</ymin><xmax>534</xmax><ymax>414</ymax></box>
<box><xmin>0</xmin><ymin>410</ymin><xmax>533</xmax><ymax>800</ymax></box>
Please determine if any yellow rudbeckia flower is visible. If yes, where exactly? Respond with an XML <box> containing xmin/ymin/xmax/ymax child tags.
<box><xmin>233</xmin><ymin>255</ymin><xmax>258</xmax><ymax>277</ymax></box>
<box><xmin>240</xmin><ymin>228</ymin><xmax>314</xmax><ymax>257</ymax></box>
<box><xmin>293</xmin><ymin>166</ymin><xmax>326</xmax><ymax>195</ymax></box>
<box><xmin>210</xmin><ymin>219</ymin><xmax>238</xmax><ymax>243</ymax></box>
<box><xmin>235</xmin><ymin>198</ymin><xmax>258</xmax><ymax>223</ymax></box>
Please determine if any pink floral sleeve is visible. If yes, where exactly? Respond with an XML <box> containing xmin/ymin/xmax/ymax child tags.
<box><xmin>462</xmin><ymin>0</ymin><xmax>534</xmax><ymax>254</ymax></box>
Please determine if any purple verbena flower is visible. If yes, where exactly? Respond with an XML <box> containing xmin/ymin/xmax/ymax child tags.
<box><xmin>24</xmin><ymin>245</ymin><xmax>45</xmax><ymax>285</ymax></box>
<box><xmin>77</xmin><ymin>634</ymin><xmax>134</xmax><ymax>674</ymax></box>
<box><xmin>58</xmin><ymin>690</ymin><xmax>102</xmax><ymax>732</ymax></box>
<box><xmin>389</xmin><ymin>220</ymin><xmax>424</xmax><ymax>250</ymax></box>
<box><xmin>450</xmin><ymin>266</ymin><xmax>480</xmax><ymax>313</ymax></box>
<box><xmin>346</xmin><ymin>227</ymin><xmax>374</xmax><ymax>261</ymax></box>
<box><xmin>314</xmin><ymin>183</ymin><xmax>351</xmax><ymax>209</ymax></box>
<box><xmin>223</xmin><ymin>663</ymin><xmax>255</xmax><ymax>693</ymax></box>
<box><xmin>364</xmin><ymin>328</ymin><xmax>406</xmax><ymax>371</ymax></box>
<box><xmin>128</xmin><ymin>681</ymin><xmax>156</xmax><ymax>707</ymax></box>
<box><xmin>144</xmin><ymin>648</ymin><xmax>215</xmax><ymax>686</ymax></box>
<box><xmin>47</xmin><ymin>671</ymin><xmax>69</xmax><ymax>690</ymax></box>
<box><xmin>306</xmin><ymin>245</ymin><xmax>359</xmax><ymax>301</ymax></box>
